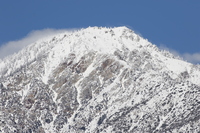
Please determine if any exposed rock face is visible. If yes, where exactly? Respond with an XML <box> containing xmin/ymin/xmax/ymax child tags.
<box><xmin>0</xmin><ymin>27</ymin><xmax>200</xmax><ymax>132</ymax></box>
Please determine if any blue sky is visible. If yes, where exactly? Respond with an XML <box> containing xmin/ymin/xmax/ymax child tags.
<box><xmin>0</xmin><ymin>0</ymin><xmax>200</xmax><ymax>63</ymax></box>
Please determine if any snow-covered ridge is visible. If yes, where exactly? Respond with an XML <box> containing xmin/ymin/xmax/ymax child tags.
<box><xmin>0</xmin><ymin>26</ymin><xmax>199</xmax><ymax>85</ymax></box>
<box><xmin>1</xmin><ymin>26</ymin><xmax>200</xmax><ymax>133</ymax></box>
<box><xmin>0</xmin><ymin>27</ymin><xmax>138</xmax><ymax>76</ymax></box>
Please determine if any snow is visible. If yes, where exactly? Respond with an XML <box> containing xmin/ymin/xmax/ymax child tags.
<box><xmin>164</xmin><ymin>57</ymin><xmax>190</xmax><ymax>76</ymax></box>
<box><xmin>82</xmin><ymin>62</ymin><xmax>95</xmax><ymax>78</ymax></box>
<box><xmin>0</xmin><ymin>26</ymin><xmax>196</xmax><ymax>84</ymax></box>
<box><xmin>21</xmin><ymin>84</ymin><xmax>30</xmax><ymax>101</ymax></box>
<box><xmin>1</xmin><ymin>26</ymin><xmax>200</xmax><ymax>133</ymax></box>
<box><xmin>74</xmin><ymin>78</ymin><xmax>82</xmax><ymax>106</ymax></box>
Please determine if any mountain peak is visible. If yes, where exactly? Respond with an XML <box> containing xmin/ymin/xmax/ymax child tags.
<box><xmin>0</xmin><ymin>26</ymin><xmax>200</xmax><ymax>132</ymax></box>
<box><xmin>1</xmin><ymin>27</ymin><xmax>200</xmax><ymax>85</ymax></box>
<box><xmin>0</xmin><ymin>26</ymin><xmax>144</xmax><ymax>77</ymax></box>
<box><xmin>1</xmin><ymin>26</ymin><xmax>200</xmax><ymax>84</ymax></box>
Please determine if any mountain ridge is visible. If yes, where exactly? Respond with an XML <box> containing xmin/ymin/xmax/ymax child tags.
<box><xmin>0</xmin><ymin>27</ymin><xmax>194</xmax><ymax>78</ymax></box>
<box><xmin>0</xmin><ymin>26</ymin><xmax>200</xmax><ymax>132</ymax></box>
<box><xmin>1</xmin><ymin>26</ymin><xmax>200</xmax><ymax>85</ymax></box>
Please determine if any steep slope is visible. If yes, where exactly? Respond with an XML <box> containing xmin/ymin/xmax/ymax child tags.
<box><xmin>0</xmin><ymin>27</ymin><xmax>200</xmax><ymax>133</ymax></box>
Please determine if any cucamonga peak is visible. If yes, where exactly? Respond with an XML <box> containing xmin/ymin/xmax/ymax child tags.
<box><xmin>0</xmin><ymin>27</ymin><xmax>200</xmax><ymax>132</ymax></box>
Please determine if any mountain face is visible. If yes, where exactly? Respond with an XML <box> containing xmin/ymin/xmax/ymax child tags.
<box><xmin>0</xmin><ymin>27</ymin><xmax>200</xmax><ymax>133</ymax></box>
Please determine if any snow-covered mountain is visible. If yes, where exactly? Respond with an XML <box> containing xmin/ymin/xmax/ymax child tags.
<box><xmin>0</xmin><ymin>27</ymin><xmax>200</xmax><ymax>133</ymax></box>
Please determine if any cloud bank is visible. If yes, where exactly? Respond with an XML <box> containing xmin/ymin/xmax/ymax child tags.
<box><xmin>183</xmin><ymin>53</ymin><xmax>200</xmax><ymax>64</ymax></box>
<box><xmin>159</xmin><ymin>44</ymin><xmax>200</xmax><ymax>64</ymax></box>
<box><xmin>0</xmin><ymin>28</ymin><xmax>76</xmax><ymax>59</ymax></box>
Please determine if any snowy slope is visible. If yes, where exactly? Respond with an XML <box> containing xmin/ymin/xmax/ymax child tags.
<box><xmin>1</xmin><ymin>27</ymin><xmax>199</xmax><ymax>85</ymax></box>
<box><xmin>0</xmin><ymin>28</ymin><xmax>194</xmax><ymax>78</ymax></box>
<box><xmin>0</xmin><ymin>27</ymin><xmax>200</xmax><ymax>133</ymax></box>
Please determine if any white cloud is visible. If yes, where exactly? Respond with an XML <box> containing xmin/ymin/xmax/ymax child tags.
<box><xmin>183</xmin><ymin>53</ymin><xmax>200</xmax><ymax>64</ymax></box>
<box><xmin>159</xmin><ymin>44</ymin><xmax>200</xmax><ymax>64</ymax></box>
<box><xmin>0</xmin><ymin>28</ymin><xmax>77</xmax><ymax>59</ymax></box>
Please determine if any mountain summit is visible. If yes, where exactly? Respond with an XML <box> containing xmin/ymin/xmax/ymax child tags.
<box><xmin>0</xmin><ymin>27</ymin><xmax>200</xmax><ymax>132</ymax></box>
